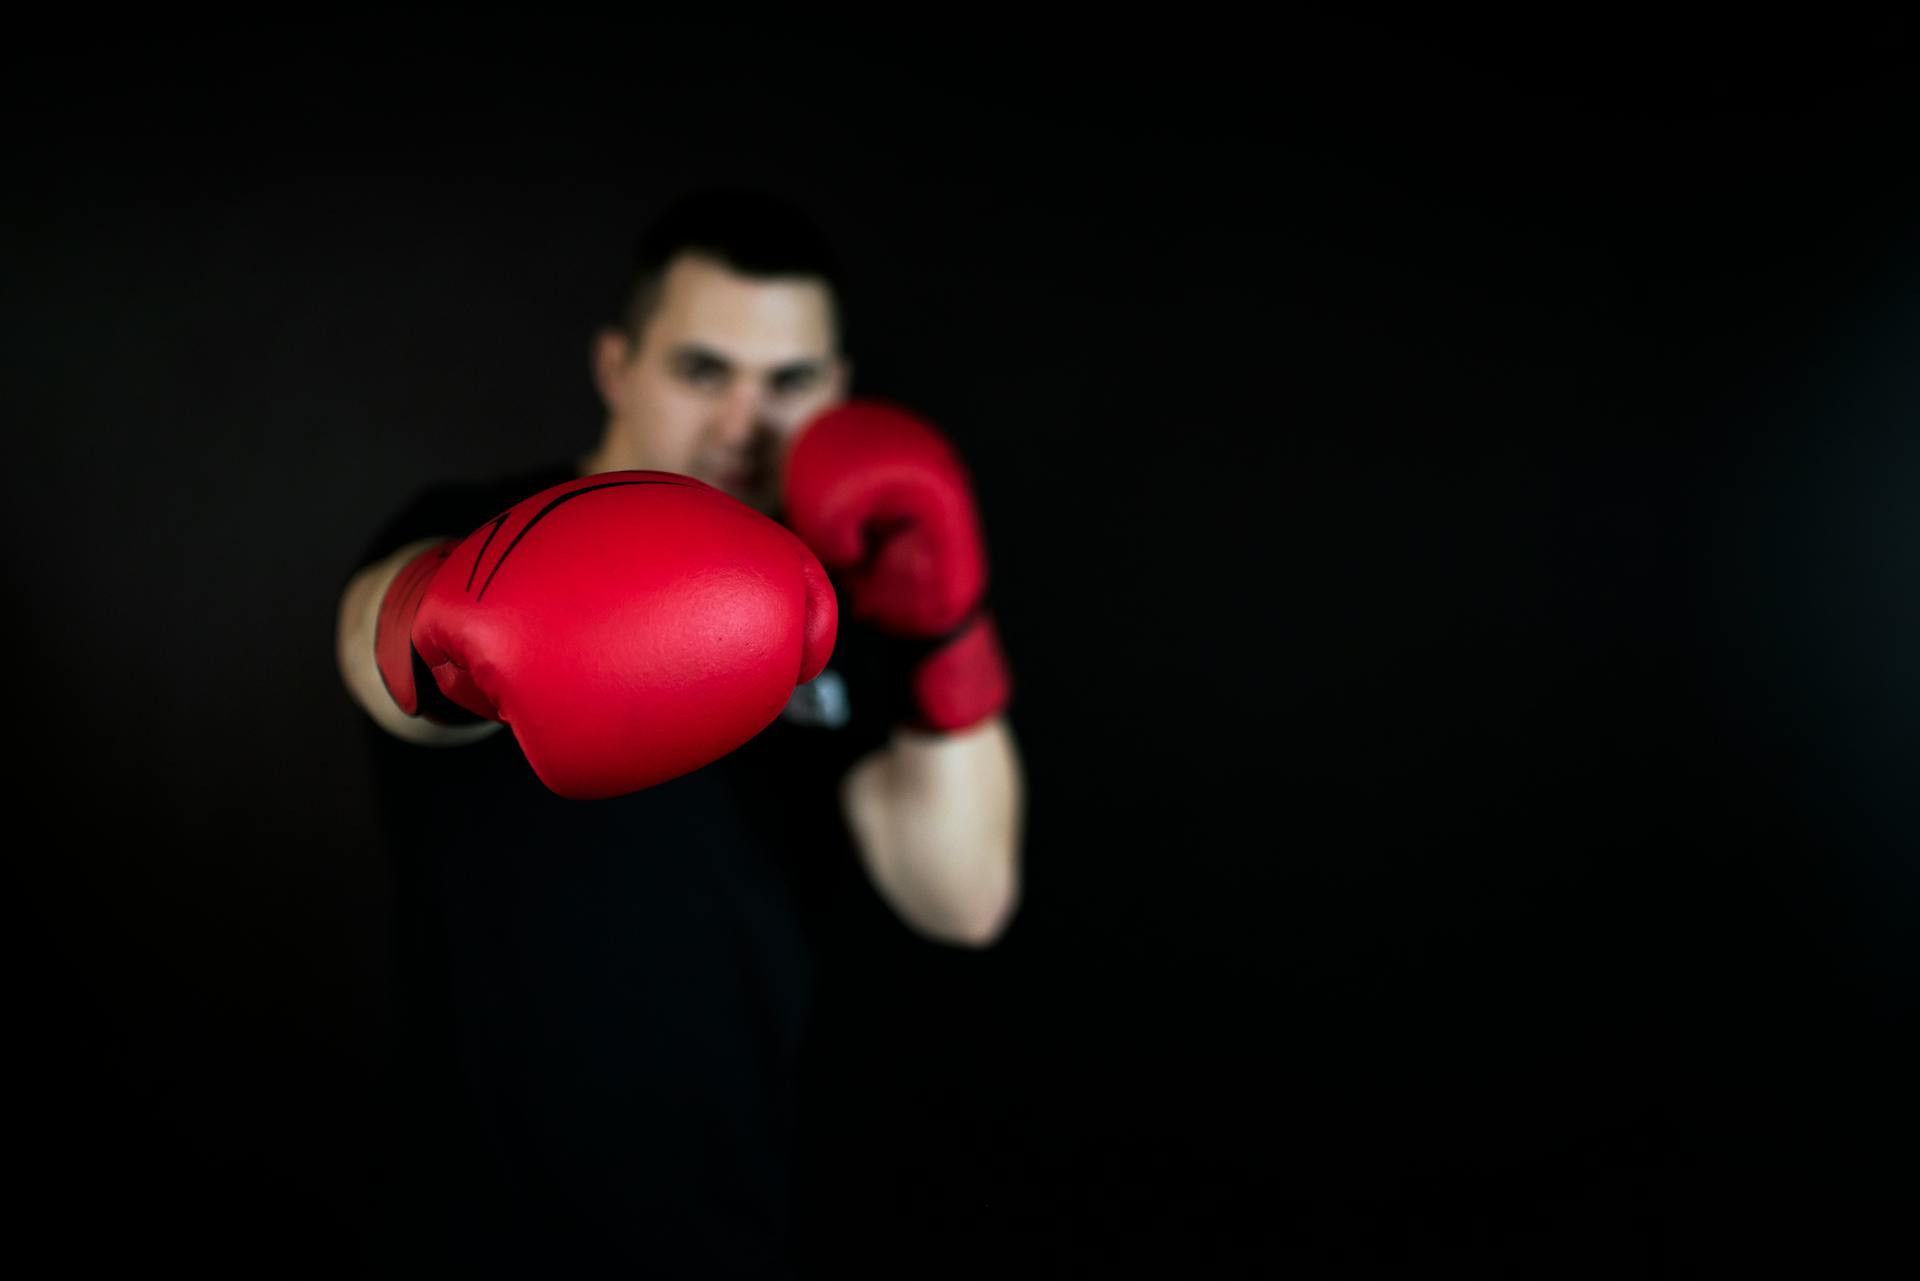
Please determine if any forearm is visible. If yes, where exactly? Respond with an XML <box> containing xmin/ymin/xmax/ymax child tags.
<box><xmin>335</xmin><ymin>535</ymin><xmax>506</xmax><ymax>748</ymax></box>
<box><xmin>842</xmin><ymin>715</ymin><xmax>1025</xmax><ymax>947</ymax></box>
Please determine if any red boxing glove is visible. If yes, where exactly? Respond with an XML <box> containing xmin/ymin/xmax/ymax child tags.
<box><xmin>374</xmin><ymin>470</ymin><xmax>838</xmax><ymax>800</ymax></box>
<box><xmin>780</xmin><ymin>399</ymin><xmax>1012</xmax><ymax>733</ymax></box>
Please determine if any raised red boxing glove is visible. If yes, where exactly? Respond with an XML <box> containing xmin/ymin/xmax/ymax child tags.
<box><xmin>374</xmin><ymin>470</ymin><xmax>838</xmax><ymax>800</ymax></box>
<box><xmin>779</xmin><ymin>399</ymin><xmax>1011</xmax><ymax>734</ymax></box>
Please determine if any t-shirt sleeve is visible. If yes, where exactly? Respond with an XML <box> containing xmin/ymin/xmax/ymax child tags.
<box><xmin>338</xmin><ymin>485</ymin><xmax>464</xmax><ymax>601</ymax></box>
<box><xmin>337</xmin><ymin>466</ymin><xmax>577</xmax><ymax>600</ymax></box>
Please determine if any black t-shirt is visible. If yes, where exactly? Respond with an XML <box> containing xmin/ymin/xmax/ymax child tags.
<box><xmin>347</xmin><ymin>462</ymin><xmax>894</xmax><ymax>1277</ymax></box>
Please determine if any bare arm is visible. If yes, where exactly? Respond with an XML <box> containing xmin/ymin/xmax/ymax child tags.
<box><xmin>840</xmin><ymin>715</ymin><xmax>1025</xmax><ymax>948</ymax></box>
<box><xmin>334</xmin><ymin>535</ymin><xmax>507</xmax><ymax>748</ymax></box>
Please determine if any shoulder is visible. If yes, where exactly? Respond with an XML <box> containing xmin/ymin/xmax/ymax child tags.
<box><xmin>345</xmin><ymin>460</ymin><xmax>580</xmax><ymax>595</ymax></box>
<box><xmin>417</xmin><ymin>461</ymin><xmax>583</xmax><ymax>532</ymax></box>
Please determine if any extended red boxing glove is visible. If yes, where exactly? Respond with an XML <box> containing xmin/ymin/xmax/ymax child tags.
<box><xmin>374</xmin><ymin>470</ymin><xmax>838</xmax><ymax>800</ymax></box>
<box><xmin>779</xmin><ymin>399</ymin><xmax>1011</xmax><ymax>734</ymax></box>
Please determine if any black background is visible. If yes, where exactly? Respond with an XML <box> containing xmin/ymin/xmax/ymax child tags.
<box><xmin>7</xmin><ymin>12</ymin><xmax>1918</xmax><ymax>1273</ymax></box>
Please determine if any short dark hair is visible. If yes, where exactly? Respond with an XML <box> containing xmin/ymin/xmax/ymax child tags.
<box><xmin>613</xmin><ymin>187</ymin><xmax>846</xmax><ymax>346</ymax></box>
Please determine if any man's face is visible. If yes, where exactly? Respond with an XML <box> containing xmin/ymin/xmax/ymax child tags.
<box><xmin>589</xmin><ymin>252</ymin><xmax>847</xmax><ymax>513</ymax></box>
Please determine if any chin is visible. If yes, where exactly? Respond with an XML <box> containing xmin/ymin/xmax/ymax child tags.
<box><xmin>721</xmin><ymin>479</ymin><xmax>772</xmax><ymax>510</ymax></box>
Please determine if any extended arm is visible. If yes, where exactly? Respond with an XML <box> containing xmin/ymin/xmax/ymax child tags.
<box><xmin>335</xmin><ymin>474</ymin><xmax>840</xmax><ymax>800</ymax></box>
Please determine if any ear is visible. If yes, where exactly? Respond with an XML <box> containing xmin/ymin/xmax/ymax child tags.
<box><xmin>590</xmin><ymin>326</ymin><xmax>634</xmax><ymax>415</ymax></box>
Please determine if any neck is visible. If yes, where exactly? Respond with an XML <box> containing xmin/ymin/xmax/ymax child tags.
<box><xmin>578</xmin><ymin>434</ymin><xmax>619</xmax><ymax>478</ymax></box>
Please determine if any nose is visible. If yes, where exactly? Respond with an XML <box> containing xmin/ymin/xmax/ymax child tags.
<box><xmin>710</xmin><ymin>386</ymin><xmax>766</xmax><ymax>450</ymax></box>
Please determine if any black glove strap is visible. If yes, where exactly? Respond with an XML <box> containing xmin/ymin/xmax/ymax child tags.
<box><xmin>863</xmin><ymin>602</ymin><xmax>991</xmax><ymax>730</ymax></box>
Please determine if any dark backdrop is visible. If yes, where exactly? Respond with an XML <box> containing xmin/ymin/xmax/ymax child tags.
<box><xmin>7</xmin><ymin>13</ymin><xmax>1917</xmax><ymax>1273</ymax></box>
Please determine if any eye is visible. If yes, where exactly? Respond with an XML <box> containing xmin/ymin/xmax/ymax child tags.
<box><xmin>675</xmin><ymin>354</ymin><xmax>729</xmax><ymax>390</ymax></box>
<box><xmin>771</xmin><ymin>368</ymin><xmax>820</xmax><ymax>397</ymax></box>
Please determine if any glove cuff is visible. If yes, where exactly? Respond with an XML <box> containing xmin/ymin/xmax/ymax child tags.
<box><xmin>373</xmin><ymin>539</ymin><xmax>485</xmax><ymax>726</ymax></box>
<box><xmin>872</xmin><ymin>605</ymin><xmax>1014</xmax><ymax>735</ymax></box>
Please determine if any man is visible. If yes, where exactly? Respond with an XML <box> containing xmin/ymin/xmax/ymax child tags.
<box><xmin>334</xmin><ymin>187</ymin><xmax>1026</xmax><ymax>1275</ymax></box>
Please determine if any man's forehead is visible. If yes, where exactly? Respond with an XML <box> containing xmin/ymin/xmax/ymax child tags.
<box><xmin>651</xmin><ymin>254</ymin><xmax>837</xmax><ymax>364</ymax></box>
